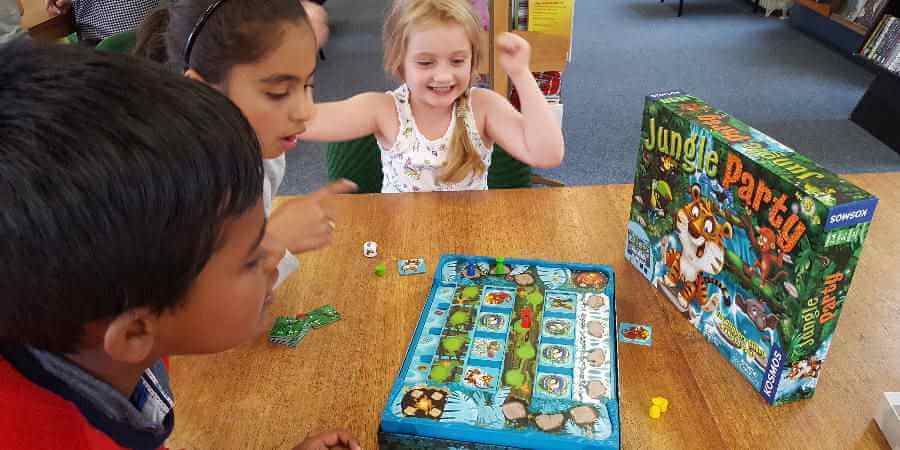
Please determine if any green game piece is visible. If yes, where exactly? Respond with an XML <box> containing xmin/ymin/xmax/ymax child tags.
<box><xmin>310</xmin><ymin>304</ymin><xmax>339</xmax><ymax>317</ymax></box>
<box><xmin>269</xmin><ymin>316</ymin><xmax>311</xmax><ymax>348</ymax></box>
<box><xmin>269</xmin><ymin>316</ymin><xmax>305</xmax><ymax>337</ymax></box>
<box><xmin>494</xmin><ymin>257</ymin><xmax>508</xmax><ymax>275</ymax></box>
<box><xmin>526</xmin><ymin>291</ymin><xmax>544</xmax><ymax>306</ymax></box>
<box><xmin>307</xmin><ymin>304</ymin><xmax>341</xmax><ymax>329</ymax></box>
<box><xmin>375</xmin><ymin>263</ymin><xmax>386</xmax><ymax>277</ymax></box>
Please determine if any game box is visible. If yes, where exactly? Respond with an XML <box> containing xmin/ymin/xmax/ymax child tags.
<box><xmin>625</xmin><ymin>90</ymin><xmax>878</xmax><ymax>405</ymax></box>
<box><xmin>379</xmin><ymin>255</ymin><xmax>620</xmax><ymax>449</ymax></box>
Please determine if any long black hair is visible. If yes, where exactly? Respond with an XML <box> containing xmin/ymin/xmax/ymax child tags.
<box><xmin>134</xmin><ymin>0</ymin><xmax>311</xmax><ymax>84</ymax></box>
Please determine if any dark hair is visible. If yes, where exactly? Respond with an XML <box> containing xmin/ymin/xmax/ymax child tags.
<box><xmin>134</xmin><ymin>0</ymin><xmax>311</xmax><ymax>84</ymax></box>
<box><xmin>0</xmin><ymin>40</ymin><xmax>263</xmax><ymax>353</ymax></box>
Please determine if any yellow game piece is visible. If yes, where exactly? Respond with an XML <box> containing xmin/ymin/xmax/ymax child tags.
<box><xmin>649</xmin><ymin>404</ymin><xmax>662</xmax><ymax>419</ymax></box>
<box><xmin>652</xmin><ymin>396</ymin><xmax>669</xmax><ymax>412</ymax></box>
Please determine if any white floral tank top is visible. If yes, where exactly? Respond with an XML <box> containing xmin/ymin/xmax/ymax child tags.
<box><xmin>377</xmin><ymin>84</ymin><xmax>492</xmax><ymax>193</ymax></box>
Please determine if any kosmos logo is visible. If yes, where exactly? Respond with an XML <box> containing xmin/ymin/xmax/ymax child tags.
<box><xmin>761</xmin><ymin>346</ymin><xmax>784</xmax><ymax>404</ymax></box>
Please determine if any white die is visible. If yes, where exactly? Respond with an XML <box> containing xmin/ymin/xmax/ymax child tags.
<box><xmin>363</xmin><ymin>241</ymin><xmax>378</xmax><ymax>258</ymax></box>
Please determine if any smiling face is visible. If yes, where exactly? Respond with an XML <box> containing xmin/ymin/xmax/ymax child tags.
<box><xmin>156</xmin><ymin>201</ymin><xmax>282</xmax><ymax>354</ymax></box>
<box><xmin>220</xmin><ymin>22</ymin><xmax>318</xmax><ymax>159</ymax></box>
<box><xmin>402</xmin><ymin>22</ymin><xmax>473</xmax><ymax>111</ymax></box>
<box><xmin>675</xmin><ymin>186</ymin><xmax>732</xmax><ymax>277</ymax></box>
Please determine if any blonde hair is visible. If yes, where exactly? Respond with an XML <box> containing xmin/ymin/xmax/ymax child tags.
<box><xmin>383</xmin><ymin>0</ymin><xmax>486</xmax><ymax>184</ymax></box>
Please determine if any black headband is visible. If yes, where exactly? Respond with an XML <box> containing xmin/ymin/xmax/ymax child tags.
<box><xmin>182</xmin><ymin>0</ymin><xmax>230</xmax><ymax>68</ymax></box>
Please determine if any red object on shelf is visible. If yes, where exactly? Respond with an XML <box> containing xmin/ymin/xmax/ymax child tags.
<box><xmin>509</xmin><ymin>71</ymin><xmax>562</xmax><ymax>110</ymax></box>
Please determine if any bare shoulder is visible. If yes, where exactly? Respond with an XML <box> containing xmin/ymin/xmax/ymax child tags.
<box><xmin>470</xmin><ymin>87</ymin><xmax>517</xmax><ymax>122</ymax></box>
<box><xmin>469</xmin><ymin>87</ymin><xmax>508</xmax><ymax>112</ymax></box>
<box><xmin>469</xmin><ymin>87</ymin><xmax>517</xmax><ymax>140</ymax></box>
<box><xmin>352</xmin><ymin>91</ymin><xmax>394</xmax><ymax>110</ymax></box>
<box><xmin>369</xmin><ymin>92</ymin><xmax>400</xmax><ymax>146</ymax></box>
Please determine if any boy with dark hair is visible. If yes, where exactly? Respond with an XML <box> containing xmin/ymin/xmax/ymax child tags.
<box><xmin>0</xmin><ymin>40</ymin><xmax>360</xmax><ymax>450</ymax></box>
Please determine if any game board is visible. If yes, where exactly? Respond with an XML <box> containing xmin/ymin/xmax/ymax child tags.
<box><xmin>380</xmin><ymin>255</ymin><xmax>619</xmax><ymax>450</ymax></box>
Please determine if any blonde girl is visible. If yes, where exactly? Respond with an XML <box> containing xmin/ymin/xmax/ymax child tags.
<box><xmin>300</xmin><ymin>0</ymin><xmax>564</xmax><ymax>192</ymax></box>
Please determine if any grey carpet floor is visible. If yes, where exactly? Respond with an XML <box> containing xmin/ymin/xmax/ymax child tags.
<box><xmin>281</xmin><ymin>0</ymin><xmax>900</xmax><ymax>194</ymax></box>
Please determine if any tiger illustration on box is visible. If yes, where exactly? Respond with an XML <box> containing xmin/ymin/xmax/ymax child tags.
<box><xmin>662</xmin><ymin>185</ymin><xmax>732</xmax><ymax>313</ymax></box>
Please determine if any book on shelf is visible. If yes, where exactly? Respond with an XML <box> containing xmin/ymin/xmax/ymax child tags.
<box><xmin>836</xmin><ymin>0</ymin><xmax>891</xmax><ymax>30</ymax></box>
<box><xmin>511</xmin><ymin>0</ymin><xmax>529</xmax><ymax>31</ymax></box>
<box><xmin>502</xmin><ymin>1</ymin><xmax>568</xmax><ymax>109</ymax></box>
<box><xmin>860</xmin><ymin>15</ymin><xmax>900</xmax><ymax>73</ymax></box>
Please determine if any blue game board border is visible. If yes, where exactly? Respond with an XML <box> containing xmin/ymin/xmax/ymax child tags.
<box><xmin>380</xmin><ymin>254</ymin><xmax>621</xmax><ymax>450</ymax></box>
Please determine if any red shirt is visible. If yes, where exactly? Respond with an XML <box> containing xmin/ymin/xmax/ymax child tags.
<box><xmin>0</xmin><ymin>347</ymin><xmax>171</xmax><ymax>450</ymax></box>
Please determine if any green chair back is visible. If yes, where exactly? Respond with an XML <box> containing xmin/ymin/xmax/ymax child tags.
<box><xmin>325</xmin><ymin>135</ymin><xmax>533</xmax><ymax>193</ymax></box>
<box><xmin>488</xmin><ymin>144</ymin><xmax>533</xmax><ymax>189</ymax></box>
<box><xmin>325</xmin><ymin>135</ymin><xmax>384</xmax><ymax>193</ymax></box>
<box><xmin>64</xmin><ymin>31</ymin><xmax>136</xmax><ymax>54</ymax></box>
<box><xmin>96</xmin><ymin>31</ymin><xmax>137</xmax><ymax>53</ymax></box>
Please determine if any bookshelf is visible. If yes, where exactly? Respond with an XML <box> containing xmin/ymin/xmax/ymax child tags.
<box><xmin>850</xmin><ymin>0</ymin><xmax>900</xmax><ymax>153</ymax></box>
<box><xmin>788</xmin><ymin>0</ymin><xmax>900</xmax><ymax>152</ymax></box>
<box><xmin>484</xmin><ymin>1</ymin><xmax>572</xmax><ymax>186</ymax></box>
<box><xmin>790</xmin><ymin>0</ymin><xmax>867</xmax><ymax>54</ymax></box>
<box><xmin>486</xmin><ymin>1</ymin><xmax>572</xmax><ymax>96</ymax></box>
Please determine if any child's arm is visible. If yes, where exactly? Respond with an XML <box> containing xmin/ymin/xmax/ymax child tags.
<box><xmin>301</xmin><ymin>92</ymin><xmax>394</xmax><ymax>143</ymax></box>
<box><xmin>480</xmin><ymin>33</ymin><xmax>565</xmax><ymax>168</ymax></box>
<box><xmin>45</xmin><ymin>0</ymin><xmax>70</xmax><ymax>16</ymax></box>
<box><xmin>268</xmin><ymin>180</ymin><xmax>357</xmax><ymax>254</ymax></box>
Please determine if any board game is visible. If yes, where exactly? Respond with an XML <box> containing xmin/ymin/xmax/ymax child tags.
<box><xmin>380</xmin><ymin>255</ymin><xmax>620</xmax><ymax>450</ymax></box>
<box><xmin>625</xmin><ymin>90</ymin><xmax>878</xmax><ymax>405</ymax></box>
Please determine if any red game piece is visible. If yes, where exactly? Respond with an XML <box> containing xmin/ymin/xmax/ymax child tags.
<box><xmin>521</xmin><ymin>309</ymin><xmax>532</xmax><ymax>329</ymax></box>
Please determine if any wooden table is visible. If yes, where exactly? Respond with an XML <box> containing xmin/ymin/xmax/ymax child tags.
<box><xmin>168</xmin><ymin>172</ymin><xmax>899</xmax><ymax>450</ymax></box>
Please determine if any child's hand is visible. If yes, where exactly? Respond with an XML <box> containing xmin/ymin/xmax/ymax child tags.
<box><xmin>292</xmin><ymin>429</ymin><xmax>363</xmax><ymax>450</ymax></box>
<box><xmin>268</xmin><ymin>179</ymin><xmax>357</xmax><ymax>254</ymax></box>
<box><xmin>45</xmin><ymin>0</ymin><xmax>71</xmax><ymax>16</ymax></box>
<box><xmin>495</xmin><ymin>32</ymin><xmax>532</xmax><ymax>79</ymax></box>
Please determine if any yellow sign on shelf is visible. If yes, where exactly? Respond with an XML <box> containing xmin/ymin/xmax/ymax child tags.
<box><xmin>527</xmin><ymin>0</ymin><xmax>574</xmax><ymax>37</ymax></box>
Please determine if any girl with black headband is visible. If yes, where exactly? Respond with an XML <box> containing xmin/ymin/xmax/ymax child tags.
<box><xmin>136</xmin><ymin>0</ymin><xmax>357</xmax><ymax>290</ymax></box>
